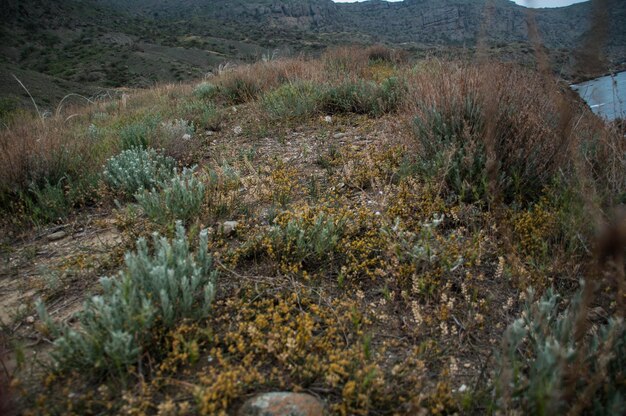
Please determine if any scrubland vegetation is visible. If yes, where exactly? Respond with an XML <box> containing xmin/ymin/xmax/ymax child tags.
<box><xmin>0</xmin><ymin>46</ymin><xmax>624</xmax><ymax>415</ymax></box>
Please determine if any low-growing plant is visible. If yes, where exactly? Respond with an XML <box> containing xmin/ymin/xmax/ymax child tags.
<box><xmin>135</xmin><ymin>167</ymin><xmax>206</xmax><ymax>224</ymax></box>
<box><xmin>266</xmin><ymin>211</ymin><xmax>347</xmax><ymax>271</ymax></box>
<box><xmin>378</xmin><ymin>76</ymin><xmax>406</xmax><ymax>113</ymax></box>
<box><xmin>160</xmin><ymin>119</ymin><xmax>195</xmax><ymax>140</ymax></box>
<box><xmin>37</xmin><ymin>222</ymin><xmax>218</xmax><ymax>379</ymax></box>
<box><xmin>17</xmin><ymin>172</ymin><xmax>100</xmax><ymax>225</ymax></box>
<box><xmin>86</xmin><ymin>123</ymin><xmax>103</xmax><ymax>140</ymax></box>
<box><xmin>22</xmin><ymin>179</ymin><xmax>71</xmax><ymax>224</ymax></box>
<box><xmin>495</xmin><ymin>286</ymin><xmax>625</xmax><ymax>415</ymax></box>
<box><xmin>206</xmin><ymin>162</ymin><xmax>242</xmax><ymax>219</ymax></box>
<box><xmin>103</xmin><ymin>147</ymin><xmax>176</xmax><ymax>196</ymax></box>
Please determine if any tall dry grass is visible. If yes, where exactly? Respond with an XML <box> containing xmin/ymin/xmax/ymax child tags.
<box><xmin>0</xmin><ymin>113</ymin><xmax>92</xmax><ymax>195</ymax></box>
<box><xmin>1</xmin><ymin>43</ymin><xmax>623</xmax><ymax>227</ymax></box>
<box><xmin>402</xmin><ymin>59</ymin><xmax>625</xmax><ymax>207</ymax></box>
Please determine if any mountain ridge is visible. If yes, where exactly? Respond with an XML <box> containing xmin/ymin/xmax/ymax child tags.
<box><xmin>1</xmin><ymin>0</ymin><xmax>624</xmax><ymax>108</ymax></box>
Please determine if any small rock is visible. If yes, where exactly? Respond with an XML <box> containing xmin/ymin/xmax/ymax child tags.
<box><xmin>206</xmin><ymin>130</ymin><xmax>215</xmax><ymax>136</ymax></box>
<box><xmin>222</xmin><ymin>221</ymin><xmax>239</xmax><ymax>236</ymax></box>
<box><xmin>26</xmin><ymin>316</ymin><xmax>35</xmax><ymax>324</ymax></box>
<box><xmin>239</xmin><ymin>392</ymin><xmax>326</xmax><ymax>416</ymax></box>
<box><xmin>323</xmin><ymin>115</ymin><xmax>332</xmax><ymax>123</ymax></box>
<box><xmin>333</xmin><ymin>132</ymin><xmax>347</xmax><ymax>140</ymax></box>
<box><xmin>47</xmin><ymin>230</ymin><xmax>67</xmax><ymax>241</ymax></box>
<box><xmin>182</xmin><ymin>133</ymin><xmax>192</xmax><ymax>140</ymax></box>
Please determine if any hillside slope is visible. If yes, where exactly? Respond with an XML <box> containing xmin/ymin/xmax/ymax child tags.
<box><xmin>1</xmin><ymin>49</ymin><xmax>624</xmax><ymax>415</ymax></box>
<box><xmin>1</xmin><ymin>0</ymin><xmax>625</xmax><ymax>108</ymax></box>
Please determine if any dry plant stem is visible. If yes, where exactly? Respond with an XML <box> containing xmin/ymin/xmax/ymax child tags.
<box><xmin>11</xmin><ymin>74</ymin><xmax>43</xmax><ymax>126</ymax></box>
<box><xmin>567</xmin><ymin>319</ymin><xmax>619</xmax><ymax>416</ymax></box>
<box><xmin>562</xmin><ymin>210</ymin><xmax>626</xmax><ymax>411</ymax></box>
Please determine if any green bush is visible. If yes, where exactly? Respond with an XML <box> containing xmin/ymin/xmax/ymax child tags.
<box><xmin>103</xmin><ymin>147</ymin><xmax>176</xmax><ymax>196</ymax></box>
<box><xmin>118</xmin><ymin>115</ymin><xmax>160</xmax><ymax>150</ymax></box>
<box><xmin>135</xmin><ymin>167</ymin><xmax>206</xmax><ymax>224</ymax></box>
<box><xmin>181</xmin><ymin>100</ymin><xmax>222</xmax><ymax>131</ymax></box>
<box><xmin>377</xmin><ymin>76</ymin><xmax>406</xmax><ymax>114</ymax></box>
<box><xmin>218</xmin><ymin>75</ymin><xmax>260</xmax><ymax>104</ymax></box>
<box><xmin>495</xmin><ymin>287</ymin><xmax>625</xmax><ymax>415</ymax></box>
<box><xmin>321</xmin><ymin>77</ymin><xmax>405</xmax><ymax>117</ymax></box>
<box><xmin>193</xmin><ymin>82</ymin><xmax>219</xmax><ymax>101</ymax></box>
<box><xmin>18</xmin><ymin>173</ymin><xmax>100</xmax><ymax>225</ymax></box>
<box><xmin>322</xmin><ymin>80</ymin><xmax>378</xmax><ymax>115</ymax></box>
<box><xmin>261</xmin><ymin>81</ymin><xmax>322</xmax><ymax>120</ymax></box>
<box><xmin>37</xmin><ymin>222</ymin><xmax>218</xmax><ymax>379</ymax></box>
<box><xmin>22</xmin><ymin>180</ymin><xmax>70</xmax><ymax>224</ymax></box>
<box><xmin>268</xmin><ymin>212</ymin><xmax>347</xmax><ymax>270</ymax></box>
<box><xmin>413</xmin><ymin>96</ymin><xmax>487</xmax><ymax>203</ymax></box>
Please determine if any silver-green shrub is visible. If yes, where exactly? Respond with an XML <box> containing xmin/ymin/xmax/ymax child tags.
<box><xmin>36</xmin><ymin>222</ymin><xmax>217</xmax><ymax>378</ymax></box>
<box><xmin>135</xmin><ymin>167</ymin><xmax>206</xmax><ymax>224</ymax></box>
<box><xmin>193</xmin><ymin>82</ymin><xmax>219</xmax><ymax>100</ymax></box>
<box><xmin>103</xmin><ymin>147</ymin><xmax>176</xmax><ymax>196</ymax></box>
<box><xmin>267</xmin><ymin>212</ymin><xmax>347</xmax><ymax>270</ymax></box>
<box><xmin>118</xmin><ymin>115</ymin><xmax>161</xmax><ymax>150</ymax></box>
<box><xmin>495</xmin><ymin>286</ymin><xmax>625</xmax><ymax>415</ymax></box>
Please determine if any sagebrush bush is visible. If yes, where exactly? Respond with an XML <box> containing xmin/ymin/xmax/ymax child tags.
<box><xmin>267</xmin><ymin>211</ymin><xmax>347</xmax><ymax>270</ymax></box>
<box><xmin>410</xmin><ymin>63</ymin><xmax>576</xmax><ymax>205</ymax></box>
<box><xmin>495</xmin><ymin>287</ymin><xmax>625</xmax><ymax>415</ymax></box>
<box><xmin>135</xmin><ymin>167</ymin><xmax>206</xmax><ymax>224</ymax></box>
<box><xmin>103</xmin><ymin>147</ymin><xmax>176</xmax><ymax>196</ymax></box>
<box><xmin>377</xmin><ymin>76</ymin><xmax>406</xmax><ymax>114</ymax></box>
<box><xmin>413</xmin><ymin>95</ymin><xmax>488</xmax><ymax>203</ymax></box>
<box><xmin>37</xmin><ymin>222</ymin><xmax>218</xmax><ymax>379</ymax></box>
<box><xmin>261</xmin><ymin>81</ymin><xmax>322</xmax><ymax>120</ymax></box>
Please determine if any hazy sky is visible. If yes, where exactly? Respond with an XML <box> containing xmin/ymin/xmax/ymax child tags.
<box><xmin>333</xmin><ymin>0</ymin><xmax>589</xmax><ymax>7</ymax></box>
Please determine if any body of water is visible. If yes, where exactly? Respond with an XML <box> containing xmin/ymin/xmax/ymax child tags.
<box><xmin>571</xmin><ymin>71</ymin><xmax>625</xmax><ymax>121</ymax></box>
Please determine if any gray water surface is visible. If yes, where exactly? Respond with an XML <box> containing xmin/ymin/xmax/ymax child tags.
<box><xmin>571</xmin><ymin>71</ymin><xmax>625</xmax><ymax>121</ymax></box>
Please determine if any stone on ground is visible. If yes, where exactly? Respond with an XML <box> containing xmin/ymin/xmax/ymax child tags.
<box><xmin>238</xmin><ymin>392</ymin><xmax>326</xmax><ymax>416</ymax></box>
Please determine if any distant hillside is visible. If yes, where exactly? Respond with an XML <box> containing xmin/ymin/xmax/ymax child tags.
<box><xmin>1</xmin><ymin>0</ymin><xmax>625</xmax><ymax>109</ymax></box>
